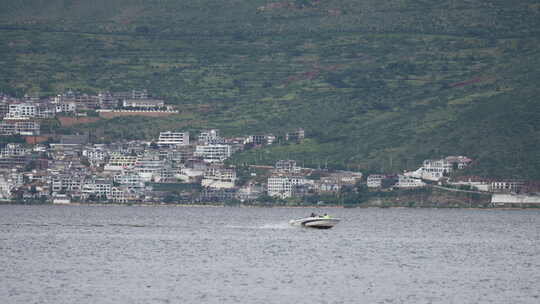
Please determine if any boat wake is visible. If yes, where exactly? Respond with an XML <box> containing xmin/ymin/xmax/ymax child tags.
<box><xmin>225</xmin><ymin>222</ymin><xmax>292</xmax><ymax>230</ymax></box>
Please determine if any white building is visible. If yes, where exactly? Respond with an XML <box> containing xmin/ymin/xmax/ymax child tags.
<box><xmin>489</xmin><ymin>180</ymin><xmax>524</xmax><ymax>193</ymax></box>
<box><xmin>367</xmin><ymin>175</ymin><xmax>386</xmax><ymax>188</ymax></box>
<box><xmin>285</xmin><ymin>128</ymin><xmax>305</xmax><ymax>141</ymax></box>
<box><xmin>122</xmin><ymin>99</ymin><xmax>164</xmax><ymax>108</ymax></box>
<box><xmin>274</xmin><ymin>160</ymin><xmax>301</xmax><ymax>173</ymax></box>
<box><xmin>133</xmin><ymin>154</ymin><xmax>166</xmax><ymax>182</ymax></box>
<box><xmin>201</xmin><ymin>167</ymin><xmax>237</xmax><ymax>189</ymax></box>
<box><xmin>113</xmin><ymin>171</ymin><xmax>145</xmax><ymax>190</ymax></box>
<box><xmin>51</xmin><ymin>174</ymin><xmax>85</xmax><ymax>193</ymax></box>
<box><xmin>448</xmin><ymin>177</ymin><xmax>490</xmax><ymax>192</ymax></box>
<box><xmin>406</xmin><ymin>156</ymin><xmax>473</xmax><ymax>182</ymax></box>
<box><xmin>0</xmin><ymin>175</ymin><xmax>14</xmax><ymax>200</ymax></box>
<box><xmin>194</xmin><ymin>144</ymin><xmax>232</xmax><ymax>163</ymax></box>
<box><xmin>267</xmin><ymin>174</ymin><xmax>309</xmax><ymax>199</ymax></box>
<box><xmin>52</xmin><ymin>194</ymin><xmax>71</xmax><ymax>204</ymax></box>
<box><xmin>421</xmin><ymin>159</ymin><xmax>452</xmax><ymax>181</ymax></box>
<box><xmin>82</xmin><ymin>179</ymin><xmax>112</xmax><ymax>198</ymax></box>
<box><xmin>7</xmin><ymin>103</ymin><xmax>37</xmax><ymax>119</ymax></box>
<box><xmin>55</xmin><ymin>102</ymin><xmax>77</xmax><ymax>113</ymax></box>
<box><xmin>395</xmin><ymin>175</ymin><xmax>426</xmax><ymax>189</ymax></box>
<box><xmin>1</xmin><ymin>144</ymin><xmax>29</xmax><ymax>157</ymax></box>
<box><xmin>198</xmin><ymin>129</ymin><xmax>223</xmax><ymax>144</ymax></box>
<box><xmin>82</xmin><ymin>147</ymin><xmax>107</xmax><ymax>164</ymax></box>
<box><xmin>0</xmin><ymin>120</ymin><xmax>40</xmax><ymax>136</ymax></box>
<box><xmin>104</xmin><ymin>153</ymin><xmax>139</xmax><ymax>171</ymax></box>
<box><xmin>157</xmin><ymin>131</ymin><xmax>190</xmax><ymax>147</ymax></box>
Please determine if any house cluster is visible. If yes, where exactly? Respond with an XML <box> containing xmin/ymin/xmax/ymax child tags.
<box><xmin>267</xmin><ymin>160</ymin><xmax>363</xmax><ymax>199</ymax></box>
<box><xmin>364</xmin><ymin>155</ymin><xmax>538</xmax><ymax>196</ymax></box>
<box><xmin>0</xmin><ymin>89</ymin><xmax>176</xmax><ymax>137</ymax></box>
<box><xmin>0</xmin><ymin>125</ymin><xmax>311</xmax><ymax>204</ymax></box>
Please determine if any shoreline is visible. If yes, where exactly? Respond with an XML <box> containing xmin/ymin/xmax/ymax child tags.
<box><xmin>1</xmin><ymin>201</ymin><xmax>538</xmax><ymax>209</ymax></box>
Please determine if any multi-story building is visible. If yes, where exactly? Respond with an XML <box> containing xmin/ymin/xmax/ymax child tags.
<box><xmin>245</xmin><ymin>135</ymin><xmax>274</xmax><ymax>146</ymax></box>
<box><xmin>194</xmin><ymin>144</ymin><xmax>232</xmax><ymax>163</ymax></box>
<box><xmin>6</xmin><ymin>103</ymin><xmax>37</xmax><ymax>119</ymax></box>
<box><xmin>395</xmin><ymin>175</ymin><xmax>426</xmax><ymax>189</ymax></box>
<box><xmin>267</xmin><ymin>174</ymin><xmax>309</xmax><ymax>199</ymax></box>
<box><xmin>157</xmin><ymin>131</ymin><xmax>190</xmax><ymax>147</ymax></box>
<box><xmin>274</xmin><ymin>160</ymin><xmax>301</xmax><ymax>173</ymax></box>
<box><xmin>97</xmin><ymin>92</ymin><xmax>119</xmax><ymax>109</ymax></box>
<box><xmin>82</xmin><ymin>147</ymin><xmax>107</xmax><ymax>164</ymax></box>
<box><xmin>82</xmin><ymin>178</ymin><xmax>113</xmax><ymax>198</ymax></box>
<box><xmin>1</xmin><ymin>144</ymin><xmax>29</xmax><ymax>157</ymax></box>
<box><xmin>201</xmin><ymin>167</ymin><xmax>237</xmax><ymax>189</ymax></box>
<box><xmin>51</xmin><ymin>174</ymin><xmax>86</xmax><ymax>193</ymax></box>
<box><xmin>0</xmin><ymin>120</ymin><xmax>40</xmax><ymax>136</ymax></box>
<box><xmin>55</xmin><ymin>102</ymin><xmax>77</xmax><ymax>113</ymax></box>
<box><xmin>489</xmin><ymin>180</ymin><xmax>524</xmax><ymax>193</ymax></box>
<box><xmin>122</xmin><ymin>99</ymin><xmax>164</xmax><ymax>109</ymax></box>
<box><xmin>367</xmin><ymin>175</ymin><xmax>386</xmax><ymax>188</ymax></box>
<box><xmin>133</xmin><ymin>153</ymin><xmax>166</xmax><ymax>182</ymax></box>
<box><xmin>198</xmin><ymin>129</ymin><xmax>223</xmax><ymax>144</ymax></box>
<box><xmin>104</xmin><ymin>153</ymin><xmax>139</xmax><ymax>171</ymax></box>
<box><xmin>285</xmin><ymin>128</ymin><xmax>305</xmax><ymax>141</ymax></box>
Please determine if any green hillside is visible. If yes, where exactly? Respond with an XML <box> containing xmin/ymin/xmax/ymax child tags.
<box><xmin>1</xmin><ymin>0</ymin><xmax>539</xmax><ymax>178</ymax></box>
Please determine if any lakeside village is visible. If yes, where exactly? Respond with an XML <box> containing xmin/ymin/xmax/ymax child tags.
<box><xmin>1</xmin><ymin>90</ymin><xmax>539</xmax><ymax>207</ymax></box>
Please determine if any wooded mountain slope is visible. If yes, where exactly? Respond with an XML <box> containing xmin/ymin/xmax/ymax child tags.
<box><xmin>1</xmin><ymin>0</ymin><xmax>539</xmax><ymax>178</ymax></box>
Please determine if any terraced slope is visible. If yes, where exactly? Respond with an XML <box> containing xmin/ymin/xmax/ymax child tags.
<box><xmin>1</xmin><ymin>0</ymin><xmax>539</xmax><ymax>178</ymax></box>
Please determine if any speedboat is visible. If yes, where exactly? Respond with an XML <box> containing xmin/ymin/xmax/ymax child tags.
<box><xmin>289</xmin><ymin>216</ymin><xmax>340</xmax><ymax>229</ymax></box>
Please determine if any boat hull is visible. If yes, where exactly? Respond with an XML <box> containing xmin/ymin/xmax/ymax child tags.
<box><xmin>289</xmin><ymin>217</ymin><xmax>340</xmax><ymax>229</ymax></box>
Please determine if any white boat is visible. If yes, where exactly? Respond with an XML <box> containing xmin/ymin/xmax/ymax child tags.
<box><xmin>289</xmin><ymin>216</ymin><xmax>340</xmax><ymax>229</ymax></box>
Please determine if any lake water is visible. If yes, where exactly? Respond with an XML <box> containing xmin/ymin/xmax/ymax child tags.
<box><xmin>0</xmin><ymin>205</ymin><xmax>539</xmax><ymax>304</ymax></box>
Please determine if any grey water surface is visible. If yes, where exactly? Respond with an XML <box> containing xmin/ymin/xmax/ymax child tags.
<box><xmin>1</xmin><ymin>205</ymin><xmax>539</xmax><ymax>304</ymax></box>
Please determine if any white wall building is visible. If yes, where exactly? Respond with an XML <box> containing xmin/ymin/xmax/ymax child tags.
<box><xmin>133</xmin><ymin>154</ymin><xmax>166</xmax><ymax>182</ymax></box>
<box><xmin>395</xmin><ymin>175</ymin><xmax>426</xmax><ymax>189</ymax></box>
<box><xmin>157</xmin><ymin>131</ymin><xmax>190</xmax><ymax>147</ymax></box>
<box><xmin>201</xmin><ymin>167</ymin><xmax>237</xmax><ymax>189</ymax></box>
<box><xmin>104</xmin><ymin>153</ymin><xmax>139</xmax><ymax>171</ymax></box>
<box><xmin>367</xmin><ymin>175</ymin><xmax>386</xmax><ymax>188</ymax></box>
<box><xmin>198</xmin><ymin>129</ymin><xmax>223</xmax><ymax>144</ymax></box>
<box><xmin>267</xmin><ymin>174</ymin><xmax>309</xmax><ymax>199</ymax></box>
<box><xmin>7</xmin><ymin>103</ymin><xmax>37</xmax><ymax>119</ymax></box>
<box><xmin>274</xmin><ymin>160</ymin><xmax>301</xmax><ymax>173</ymax></box>
<box><xmin>194</xmin><ymin>144</ymin><xmax>232</xmax><ymax>163</ymax></box>
<box><xmin>83</xmin><ymin>148</ymin><xmax>107</xmax><ymax>164</ymax></box>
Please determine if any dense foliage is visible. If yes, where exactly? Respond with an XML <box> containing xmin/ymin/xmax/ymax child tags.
<box><xmin>1</xmin><ymin>0</ymin><xmax>539</xmax><ymax>178</ymax></box>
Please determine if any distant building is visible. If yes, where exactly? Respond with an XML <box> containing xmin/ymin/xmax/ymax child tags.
<box><xmin>1</xmin><ymin>144</ymin><xmax>29</xmax><ymax>157</ymax></box>
<box><xmin>245</xmin><ymin>134</ymin><xmax>276</xmax><ymax>146</ymax></box>
<box><xmin>104</xmin><ymin>153</ymin><xmax>139</xmax><ymax>171</ymax></box>
<box><xmin>133</xmin><ymin>153</ymin><xmax>166</xmax><ymax>182</ymax></box>
<box><xmin>198</xmin><ymin>129</ymin><xmax>223</xmax><ymax>144</ymax></box>
<box><xmin>406</xmin><ymin>156</ymin><xmax>472</xmax><ymax>182</ymax></box>
<box><xmin>55</xmin><ymin>102</ymin><xmax>77</xmax><ymax>113</ymax></box>
<box><xmin>122</xmin><ymin>99</ymin><xmax>164</xmax><ymax>109</ymax></box>
<box><xmin>395</xmin><ymin>175</ymin><xmax>426</xmax><ymax>189</ymax></box>
<box><xmin>489</xmin><ymin>180</ymin><xmax>524</xmax><ymax>193</ymax></box>
<box><xmin>201</xmin><ymin>166</ymin><xmax>237</xmax><ymax>189</ymax></box>
<box><xmin>157</xmin><ymin>131</ymin><xmax>190</xmax><ymax>147</ymax></box>
<box><xmin>267</xmin><ymin>174</ymin><xmax>309</xmax><ymax>199</ymax></box>
<box><xmin>52</xmin><ymin>194</ymin><xmax>71</xmax><ymax>204</ymax></box>
<box><xmin>194</xmin><ymin>144</ymin><xmax>232</xmax><ymax>163</ymax></box>
<box><xmin>274</xmin><ymin>160</ymin><xmax>301</xmax><ymax>173</ymax></box>
<box><xmin>6</xmin><ymin>103</ymin><xmax>37</xmax><ymax>119</ymax></box>
<box><xmin>0</xmin><ymin>120</ymin><xmax>40</xmax><ymax>136</ymax></box>
<box><xmin>367</xmin><ymin>175</ymin><xmax>386</xmax><ymax>188</ymax></box>
<box><xmin>285</xmin><ymin>128</ymin><xmax>305</xmax><ymax>141</ymax></box>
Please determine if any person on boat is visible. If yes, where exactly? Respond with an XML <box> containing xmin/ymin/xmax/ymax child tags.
<box><xmin>310</xmin><ymin>212</ymin><xmax>317</xmax><ymax>217</ymax></box>
<box><xmin>322</xmin><ymin>213</ymin><xmax>331</xmax><ymax>219</ymax></box>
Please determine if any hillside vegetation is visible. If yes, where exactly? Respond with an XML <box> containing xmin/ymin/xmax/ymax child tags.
<box><xmin>1</xmin><ymin>0</ymin><xmax>539</xmax><ymax>178</ymax></box>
